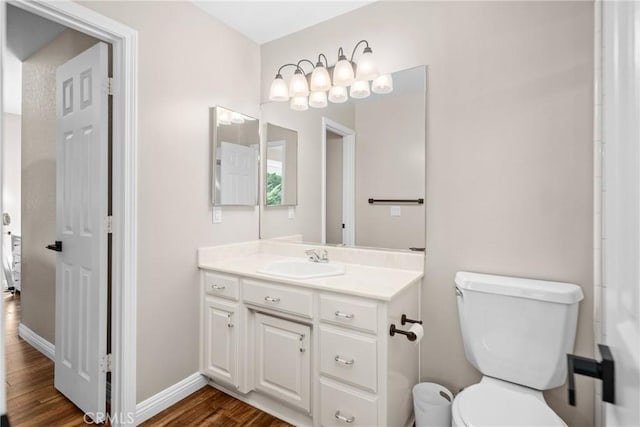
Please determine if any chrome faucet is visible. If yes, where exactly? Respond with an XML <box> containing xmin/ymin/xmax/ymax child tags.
<box><xmin>305</xmin><ymin>249</ymin><xmax>329</xmax><ymax>263</ymax></box>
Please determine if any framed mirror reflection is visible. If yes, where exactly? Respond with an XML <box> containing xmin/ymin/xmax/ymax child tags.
<box><xmin>264</xmin><ymin>123</ymin><xmax>298</xmax><ymax>206</ymax></box>
<box><xmin>211</xmin><ymin>106</ymin><xmax>259</xmax><ymax>206</ymax></box>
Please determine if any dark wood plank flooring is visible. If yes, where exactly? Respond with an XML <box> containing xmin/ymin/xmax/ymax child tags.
<box><xmin>4</xmin><ymin>292</ymin><xmax>290</xmax><ymax>426</ymax></box>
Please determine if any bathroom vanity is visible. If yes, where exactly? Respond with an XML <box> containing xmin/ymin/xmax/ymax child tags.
<box><xmin>198</xmin><ymin>239</ymin><xmax>424</xmax><ymax>427</ymax></box>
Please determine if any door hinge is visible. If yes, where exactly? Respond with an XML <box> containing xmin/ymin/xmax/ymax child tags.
<box><xmin>106</xmin><ymin>216</ymin><xmax>113</xmax><ymax>234</ymax></box>
<box><xmin>101</xmin><ymin>353</ymin><xmax>113</xmax><ymax>373</ymax></box>
<box><xmin>107</xmin><ymin>77</ymin><xmax>114</xmax><ymax>96</ymax></box>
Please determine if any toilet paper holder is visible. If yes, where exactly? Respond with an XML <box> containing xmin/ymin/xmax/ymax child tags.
<box><xmin>390</xmin><ymin>314</ymin><xmax>423</xmax><ymax>341</ymax></box>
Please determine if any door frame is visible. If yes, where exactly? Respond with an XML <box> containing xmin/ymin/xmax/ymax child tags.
<box><xmin>321</xmin><ymin>118</ymin><xmax>355</xmax><ymax>245</ymax></box>
<box><xmin>2</xmin><ymin>1</ymin><xmax>138</xmax><ymax>424</ymax></box>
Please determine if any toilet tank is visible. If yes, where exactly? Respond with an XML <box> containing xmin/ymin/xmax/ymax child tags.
<box><xmin>455</xmin><ymin>272</ymin><xmax>584</xmax><ymax>390</ymax></box>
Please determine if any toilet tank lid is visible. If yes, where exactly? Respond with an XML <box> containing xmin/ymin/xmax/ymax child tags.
<box><xmin>455</xmin><ymin>272</ymin><xmax>584</xmax><ymax>304</ymax></box>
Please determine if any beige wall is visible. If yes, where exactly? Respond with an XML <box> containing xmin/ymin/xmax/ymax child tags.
<box><xmin>325</xmin><ymin>132</ymin><xmax>343</xmax><ymax>244</ymax></box>
<box><xmin>261</xmin><ymin>2</ymin><xmax>594</xmax><ymax>426</ymax></box>
<box><xmin>80</xmin><ymin>1</ymin><xmax>261</xmax><ymax>402</ymax></box>
<box><xmin>260</xmin><ymin>101</ymin><xmax>355</xmax><ymax>242</ymax></box>
<box><xmin>21</xmin><ymin>29</ymin><xmax>100</xmax><ymax>344</ymax></box>
<box><xmin>3</xmin><ymin>113</ymin><xmax>21</xmax><ymax>235</ymax></box>
<box><xmin>354</xmin><ymin>76</ymin><xmax>425</xmax><ymax>250</ymax></box>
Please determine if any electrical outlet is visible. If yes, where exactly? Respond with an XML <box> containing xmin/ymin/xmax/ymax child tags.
<box><xmin>288</xmin><ymin>206</ymin><xmax>295</xmax><ymax>219</ymax></box>
<box><xmin>390</xmin><ymin>206</ymin><xmax>401</xmax><ymax>217</ymax></box>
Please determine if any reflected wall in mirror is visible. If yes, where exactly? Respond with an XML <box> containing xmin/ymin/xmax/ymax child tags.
<box><xmin>211</xmin><ymin>106</ymin><xmax>259</xmax><ymax>206</ymax></box>
<box><xmin>265</xmin><ymin>124</ymin><xmax>298</xmax><ymax>206</ymax></box>
<box><xmin>260</xmin><ymin>66</ymin><xmax>426</xmax><ymax>251</ymax></box>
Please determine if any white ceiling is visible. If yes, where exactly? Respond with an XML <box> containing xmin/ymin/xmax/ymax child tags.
<box><xmin>193</xmin><ymin>1</ymin><xmax>373</xmax><ymax>44</ymax></box>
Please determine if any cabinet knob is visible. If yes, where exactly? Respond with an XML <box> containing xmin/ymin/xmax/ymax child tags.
<box><xmin>334</xmin><ymin>355</ymin><xmax>355</xmax><ymax>366</ymax></box>
<box><xmin>334</xmin><ymin>411</ymin><xmax>355</xmax><ymax>424</ymax></box>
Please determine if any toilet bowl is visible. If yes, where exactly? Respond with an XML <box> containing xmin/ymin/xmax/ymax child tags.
<box><xmin>451</xmin><ymin>377</ymin><xmax>566</xmax><ymax>427</ymax></box>
<box><xmin>454</xmin><ymin>272</ymin><xmax>584</xmax><ymax>427</ymax></box>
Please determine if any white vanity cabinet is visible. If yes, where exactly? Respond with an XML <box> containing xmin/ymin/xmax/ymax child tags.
<box><xmin>200</xmin><ymin>265</ymin><xmax>421</xmax><ymax>427</ymax></box>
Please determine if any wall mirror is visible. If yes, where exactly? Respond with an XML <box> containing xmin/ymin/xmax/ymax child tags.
<box><xmin>264</xmin><ymin>123</ymin><xmax>298</xmax><ymax>206</ymax></box>
<box><xmin>260</xmin><ymin>66</ymin><xmax>426</xmax><ymax>251</ymax></box>
<box><xmin>211</xmin><ymin>106</ymin><xmax>259</xmax><ymax>206</ymax></box>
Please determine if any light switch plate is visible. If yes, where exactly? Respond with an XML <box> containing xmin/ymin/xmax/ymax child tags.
<box><xmin>390</xmin><ymin>206</ymin><xmax>401</xmax><ymax>217</ymax></box>
<box><xmin>288</xmin><ymin>206</ymin><xmax>295</xmax><ymax>220</ymax></box>
<box><xmin>213</xmin><ymin>206</ymin><xmax>222</xmax><ymax>223</ymax></box>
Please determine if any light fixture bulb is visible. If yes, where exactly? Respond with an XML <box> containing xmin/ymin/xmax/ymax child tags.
<box><xmin>355</xmin><ymin>47</ymin><xmax>378</xmax><ymax>81</ymax></box>
<box><xmin>350</xmin><ymin>80</ymin><xmax>371</xmax><ymax>99</ymax></box>
<box><xmin>328</xmin><ymin>86</ymin><xmax>349</xmax><ymax>103</ymax></box>
<box><xmin>290</xmin><ymin>96</ymin><xmax>309</xmax><ymax>111</ymax></box>
<box><xmin>309</xmin><ymin>91</ymin><xmax>328</xmax><ymax>108</ymax></box>
<box><xmin>333</xmin><ymin>56</ymin><xmax>355</xmax><ymax>87</ymax></box>
<box><xmin>310</xmin><ymin>64</ymin><xmax>331</xmax><ymax>92</ymax></box>
<box><xmin>269</xmin><ymin>74</ymin><xmax>289</xmax><ymax>102</ymax></box>
<box><xmin>289</xmin><ymin>69</ymin><xmax>309</xmax><ymax>97</ymax></box>
<box><xmin>372</xmin><ymin>73</ymin><xmax>393</xmax><ymax>94</ymax></box>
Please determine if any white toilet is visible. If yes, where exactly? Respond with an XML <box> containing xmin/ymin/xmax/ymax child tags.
<box><xmin>452</xmin><ymin>271</ymin><xmax>584</xmax><ymax>427</ymax></box>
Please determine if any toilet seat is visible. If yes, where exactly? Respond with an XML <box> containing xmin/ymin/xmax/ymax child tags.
<box><xmin>452</xmin><ymin>379</ymin><xmax>566</xmax><ymax>427</ymax></box>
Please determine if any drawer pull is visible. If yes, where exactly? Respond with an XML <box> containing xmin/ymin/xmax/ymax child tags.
<box><xmin>335</xmin><ymin>311</ymin><xmax>354</xmax><ymax>320</ymax></box>
<box><xmin>334</xmin><ymin>411</ymin><xmax>355</xmax><ymax>424</ymax></box>
<box><xmin>211</xmin><ymin>284</ymin><xmax>226</xmax><ymax>290</ymax></box>
<box><xmin>334</xmin><ymin>355</ymin><xmax>354</xmax><ymax>366</ymax></box>
<box><xmin>264</xmin><ymin>296</ymin><xmax>280</xmax><ymax>303</ymax></box>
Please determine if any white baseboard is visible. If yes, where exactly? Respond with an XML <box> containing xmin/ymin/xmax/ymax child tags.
<box><xmin>135</xmin><ymin>372</ymin><xmax>208</xmax><ymax>424</ymax></box>
<box><xmin>18</xmin><ymin>323</ymin><xmax>55</xmax><ymax>361</ymax></box>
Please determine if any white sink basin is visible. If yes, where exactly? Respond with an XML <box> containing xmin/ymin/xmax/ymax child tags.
<box><xmin>257</xmin><ymin>260</ymin><xmax>345</xmax><ymax>279</ymax></box>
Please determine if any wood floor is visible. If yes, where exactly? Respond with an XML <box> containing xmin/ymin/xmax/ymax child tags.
<box><xmin>4</xmin><ymin>292</ymin><xmax>290</xmax><ymax>426</ymax></box>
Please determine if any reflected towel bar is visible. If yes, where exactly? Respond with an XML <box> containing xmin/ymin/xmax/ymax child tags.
<box><xmin>368</xmin><ymin>198</ymin><xmax>424</xmax><ymax>204</ymax></box>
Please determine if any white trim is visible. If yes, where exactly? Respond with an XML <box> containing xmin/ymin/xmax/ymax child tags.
<box><xmin>135</xmin><ymin>373</ymin><xmax>208</xmax><ymax>425</ymax></box>
<box><xmin>17</xmin><ymin>323</ymin><xmax>55</xmax><ymax>361</ymax></box>
<box><xmin>321</xmin><ymin>118</ymin><xmax>356</xmax><ymax>245</ymax></box>
<box><xmin>6</xmin><ymin>2</ymin><xmax>138</xmax><ymax>425</ymax></box>
<box><xmin>0</xmin><ymin>2</ymin><xmax>6</xmax><ymax>417</ymax></box>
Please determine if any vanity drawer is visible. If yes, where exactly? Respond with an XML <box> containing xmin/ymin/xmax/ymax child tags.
<box><xmin>320</xmin><ymin>378</ymin><xmax>377</xmax><ymax>427</ymax></box>
<box><xmin>320</xmin><ymin>294</ymin><xmax>378</xmax><ymax>333</ymax></box>
<box><xmin>203</xmin><ymin>272</ymin><xmax>239</xmax><ymax>301</ymax></box>
<box><xmin>320</xmin><ymin>326</ymin><xmax>377</xmax><ymax>393</ymax></box>
<box><xmin>243</xmin><ymin>279</ymin><xmax>313</xmax><ymax>318</ymax></box>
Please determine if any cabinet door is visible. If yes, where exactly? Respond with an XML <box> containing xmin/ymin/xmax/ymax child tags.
<box><xmin>254</xmin><ymin>313</ymin><xmax>311</xmax><ymax>412</ymax></box>
<box><xmin>203</xmin><ymin>297</ymin><xmax>238</xmax><ymax>388</ymax></box>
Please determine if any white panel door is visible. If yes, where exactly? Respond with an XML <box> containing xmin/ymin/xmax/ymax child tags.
<box><xmin>203</xmin><ymin>297</ymin><xmax>238</xmax><ymax>387</ymax></box>
<box><xmin>254</xmin><ymin>313</ymin><xmax>310</xmax><ymax>412</ymax></box>
<box><xmin>602</xmin><ymin>2</ymin><xmax>640</xmax><ymax>426</ymax></box>
<box><xmin>220</xmin><ymin>141</ymin><xmax>257</xmax><ymax>205</ymax></box>
<box><xmin>54</xmin><ymin>42</ymin><xmax>109</xmax><ymax>421</ymax></box>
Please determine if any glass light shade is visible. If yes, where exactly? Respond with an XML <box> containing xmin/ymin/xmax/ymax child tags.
<box><xmin>269</xmin><ymin>75</ymin><xmax>289</xmax><ymax>102</ymax></box>
<box><xmin>230</xmin><ymin>112</ymin><xmax>245</xmax><ymax>124</ymax></box>
<box><xmin>290</xmin><ymin>96</ymin><xmax>309</xmax><ymax>111</ymax></box>
<box><xmin>350</xmin><ymin>80</ymin><xmax>371</xmax><ymax>99</ymax></box>
<box><xmin>328</xmin><ymin>86</ymin><xmax>349</xmax><ymax>103</ymax></box>
<box><xmin>289</xmin><ymin>71</ymin><xmax>309</xmax><ymax>97</ymax></box>
<box><xmin>309</xmin><ymin>91</ymin><xmax>328</xmax><ymax>108</ymax></box>
<box><xmin>332</xmin><ymin>58</ymin><xmax>355</xmax><ymax>87</ymax></box>
<box><xmin>310</xmin><ymin>66</ymin><xmax>331</xmax><ymax>92</ymax></box>
<box><xmin>355</xmin><ymin>49</ymin><xmax>378</xmax><ymax>81</ymax></box>
<box><xmin>217</xmin><ymin>109</ymin><xmax>232</xmax><ymax>125</ymax></box>
<box><xmin>372</xmin><ymin>73</ymin><xmax>393</xmax><ymax>94</ymax></box>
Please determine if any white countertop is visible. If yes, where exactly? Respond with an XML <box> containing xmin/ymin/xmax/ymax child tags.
<box><xmin>198</xmin><ymin>251</ymin><xmax>423</xmax><ymax>301</ymax></box>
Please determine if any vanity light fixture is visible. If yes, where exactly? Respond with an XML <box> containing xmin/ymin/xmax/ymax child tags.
<box><xmin>268</xmin><ymin>39</ymin><xmax>393</xmax><ymax>110</ymax></box>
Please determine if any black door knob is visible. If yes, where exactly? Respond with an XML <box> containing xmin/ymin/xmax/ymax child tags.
<box><xmin>46</xmin><ymin>241</ymin><xmax>63</xmax><ymax>252</ymax></box>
